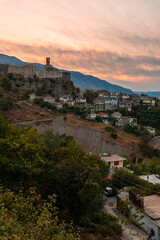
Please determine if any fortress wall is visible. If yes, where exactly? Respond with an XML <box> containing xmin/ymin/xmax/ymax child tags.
<box><xmin>37</xmin><ymin>68</ymin><xmax>63</xmax><ymax>79</ymax></box>
<box><xmin>8</xmin><ymin>65</ymin><xmax>37</xmax><ymax>78</ymax></box>
<box><xmin>0</xmin><ymin>64</ymin><xmax>9</xmax><ymax>72</ymax></box>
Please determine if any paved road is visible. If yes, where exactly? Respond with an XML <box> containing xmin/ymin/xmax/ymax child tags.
<box><xmin>104</xmin><ymin>196</ymin><xmax>148</xmax><ymax>240</ymax></box>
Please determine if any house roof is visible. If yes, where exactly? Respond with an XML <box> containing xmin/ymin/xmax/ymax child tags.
<box><xmin>144</xmin><ymin>195</ymin><xmax>160</xmax><ymax>220</ymax></box>
<box><xmin>44</xmin><ymin>96</ymin><xmax>55</xmax><ymax>101</ymax></box>
<box><xmin>139</xmin><ymin>174</ymin><xmax>160</xmax><ymax>185</ymax></box>
<box><xmin>152</xmin><ymin>136</ymin><xmax>160</xmax><ymax>143</ymax></box>
<box><xmin>102</xmin><ymin>155</ymin><xmax>127</xmax><ymax>162</ymax></box>
<box><xmin>97</xmin><ymin>112</ymin><xmax>108</xmax><ymax>116</ymax></box>
<box><xmin>111</xmin><ymin>112</ymin><xmax>122</xmax><ymax>117</ymax></box>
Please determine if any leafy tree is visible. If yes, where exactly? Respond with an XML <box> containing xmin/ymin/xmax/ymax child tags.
<box><xmin>0</xmin><ymin>186</ymin><xmax>79</xmax><ymax>239</ymax></box>
<box><xmin>41</xmin><ymin>142</ymin><xmax>109</xmax><ymax>223</ymax></box>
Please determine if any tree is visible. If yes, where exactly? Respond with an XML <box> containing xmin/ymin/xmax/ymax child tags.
<box><xmin>40</xmin><ymin>142</ymin><xmax>109</xmax><ymax>223</ymax></box>
<box><xmin>0</xmin><ymin>186</ymin><xmax>79</xmax><ymax>239</ymax></box>
<box><xmin>0</xmin><ymin>98</ymin><xmax>13</xmax><ymax>111</ymax></box>
<box><xmin>1</xmin><ymin>77</ymin><xmax>12</xmax><ymax>91</ymax></box>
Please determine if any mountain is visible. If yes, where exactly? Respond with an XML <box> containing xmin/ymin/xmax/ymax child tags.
<box><xmin>0</xmin><ymin>53</ymin><xmax>133</xmax><ymax>94</ymax></box>
<box><xmin>135</xmin><ymin>91</ymin><xmax>160</xmax><ymax>99</ymax></box>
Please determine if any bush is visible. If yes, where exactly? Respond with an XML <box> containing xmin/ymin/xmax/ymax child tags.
<box><xmin>105</xmin><ymin>126</ymin><xmax>117</xmax><ymax>133</ymax></box>
<box><xmin>111</xmin><ymin>133</ymin><xmax>118</xmax><ymax>139</ymax></box>
<box><xmin>0</xmin><ymin>98</ymin><xmax>13</xmax><ymax>111</ymax></box>
<box><xmin>1</xmin><ymin>78</ymin><xmax>12</xmax><ymax>91</ymax></box>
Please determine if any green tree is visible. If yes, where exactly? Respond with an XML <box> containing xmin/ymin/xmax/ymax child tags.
<box><xmin>0</xmin><ymin>186</ymin><xmax>79</xmax><ymax>239</ymax></box>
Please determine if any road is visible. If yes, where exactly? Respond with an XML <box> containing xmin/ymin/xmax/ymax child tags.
<box><xmin>104</xmin><ymin>196</ymin><xmax>148</xmax><ymax>240</ymax></box>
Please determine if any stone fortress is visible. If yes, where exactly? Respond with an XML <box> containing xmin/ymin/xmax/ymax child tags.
<box><xmin>0</xmin><ymin>57</ymin><xmax>70</xmax><ymax>81</ymax></box>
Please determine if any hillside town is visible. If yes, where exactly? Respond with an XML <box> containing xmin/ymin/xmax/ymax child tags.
<box><xmin>1</xmin><ymin>58</ymin><xmax>160</xmax><ymax>240</ymax></box>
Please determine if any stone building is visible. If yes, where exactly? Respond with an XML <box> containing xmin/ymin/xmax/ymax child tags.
<box><xmin>0</xmin><ymin>58</ymin><xmax>70</xmax><ymax>81</ymax></box>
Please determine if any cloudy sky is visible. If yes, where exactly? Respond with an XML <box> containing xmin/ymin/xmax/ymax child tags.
<box><xmin>0</xmin><ymin>0</ymin><xmax>160</xmax><ymax>91</ymax></box>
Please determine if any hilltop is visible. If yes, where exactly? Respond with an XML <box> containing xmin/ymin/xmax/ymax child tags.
<box><xmin>0</xmin><ymin>53</ymin><xmax>133</xmax><ymax>94</ymax></box>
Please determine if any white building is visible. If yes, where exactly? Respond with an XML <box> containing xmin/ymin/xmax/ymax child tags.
<box><xmin>101</xmin><ymin>154</ymin><xmax>127</xmax><ymax>169</ymax></box>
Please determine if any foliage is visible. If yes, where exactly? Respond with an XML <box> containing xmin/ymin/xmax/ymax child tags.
<box><xmin>112</xmin><ymin>168</ymin><xmax>160</xmax><ymax>196</ymax></box>
<box><xmin>84</xmin><ymin>89</ymin><xmax>98</xmax><ymax>104</ymax></box>
<box><xmin>130</xmin><ymin>105</ymin><xmax>160</xmax><ymax>129</ymax></box>
<box><xmin>139</xmin><ymin>140</ymin><xmax>160</xmax><ymax>158</ymax></box>
<box><xmin>0</xmin><ymin>186</ymin><xmax>79</xmax><ymax>239</ymax></box>
<box><xmin>60</xmin><ymin>105</ymin><xmax>89</xmax><ymax>119</ymax></box>
<box><xmin>1</xmin><ymin>77</ymin><xmax>12</xmax><ymax>91</ymax></box>
<box><xmin>111</xmin><ymin>133</ymin><xmax>118</xmax><ymax>139</ymax></box>
<box><xmin>21</xmin><ymin>90</ymin><xmax>31</xmax><ymax>100</ymax></box>
<box><xmin>0</xmin><ymin>98</ymin><xmax>13</xmax><ymax>111</ymax></box>
<box><xmin>87</xmin><ymin>212</ymin><xmax>122</xmax><ymax>238</ymax></box>
<box><xmin>34</xmin><ymin>98</ymin><xmax>57</xmax><ymax>110</ymax></box>
<box><xmin>105</xmin><ymin>126</ymin><xmax>117</xmax><ymax>134</ymax></box>
<box><xmin>7</xmin><ymin>73</ymin><xmax>14</xmax><ymax>80</ymax></box>
<box><xmin>0</xmin><ymin>116</ymin><xmax>119</xmax><ymax>238</ymax></box>
<box><xmin>123</xmin><ymin>124</ymin><xmax>151</xmax><ymax>142</ymax></box>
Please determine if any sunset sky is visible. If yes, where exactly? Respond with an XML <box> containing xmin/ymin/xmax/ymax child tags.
<box><xmin>0</xmin><ymin>0</ymin><xmax>160</xmax><ymax>91</ymax></box>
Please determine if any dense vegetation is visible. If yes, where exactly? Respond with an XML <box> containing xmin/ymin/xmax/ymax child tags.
<box><xmin>0</xmin><ymin>115</ymin><xmax>122</xmax><ymax>239</ymax></box>
<box><xmin>34</xmin><ymin>97</ymin><xmax>57</xmax><ymax>110</ymax></box>
<box><xmin>120</xmin><ymin>105</ymin><xmax>160</xmax><ymax>130</ymax></box>
<box><xmin>112</xmin><ymin>168</ymin><xmax>160</xmax><ymax>196</ymax></box>
<box><xmin>0</xmin><ymin>186</ymin><xmax>79</xmax><ymax>239</ymax></box>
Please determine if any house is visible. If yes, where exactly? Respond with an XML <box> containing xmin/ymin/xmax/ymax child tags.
<box><xmin>115</xmin><ymin>116</ymin><xmax>130</xmax><ymax>127</ymax></box>
<box><xmin>104</xmin><ymin>98</ymin><xmax>118</xmax><ymax>110</ymax></box>
<box><xmin>101</xmin><ymin>154</ymin><xmax>127</xmax><ymax>169</ymax></box>
<box><xmin>115</xmin><ymin>116</ymin><xmax>137</xmax><ymax>127</ymax></box>
<box><xmin>117</xmin><ymin>192</ymin><xmax>160</xmax><ymax>240</ymax></box>
<box><xmin>152</xmin><ymin>136</ymin><xmax>160</xmax><ymax>149</ymax></box>
<box><xmin>75</xmin><ymin>96</ymin><xmax>86</xmax><ymax>104</ymax></box>
<box><xmin>122</xmin><ymin>95</ymin><xmax>130</xmax><ymax>101</ymax></box>
<box><xmin>111</xmin><ymin>112</ymin><xmax>122</xmax><ymax>120</ymax></box>
<box><xmin>60</xmin><ymin>95</ymin><xmax>73</xmax><ymax>103</ymax></box>
<box><xmin>145</xmin><ymin>126</ymin><xmax>156</xmax><ymax>136</ymax></box>
<box><xmin>67</xmin><ymin>99</ymin><xmax>74</xmax><ymax>106</ymax></box>
<box><xmin>119</xmin><ymin>101</ymin><xmax>132</xmax><ymax>111</ymax></box>
<box><xmin>97</xmin><ymin>112</ymin><xmax>109</xmax><ymax>118</ymax></box>
<box><xmin>130</xmin><ymin>94</ymin><xmax>141</xmax><ymax>106</ymax></box>
<box><xmin>43</xmin><ymin>96</ymin><xmax>55</xmax><ymax>104</ymax></box>
<box><xmin>98</xmin><ymin>90</ymin><xmax>110</xmax><ymax>98</ymax></box>
<box><xmin>83</xmin><ymin>103</ymin><xmax>95</xmax><ymax>110</ymax></box>
<box><xmin>102</xmin><ymin>119</ymin><xmax>110</xmax><ymax>124</ymax></box>
<box><xmin>139</xmin><ymin>174</ymin><xmax>160</xmax><ymax>185</ymax></box>
<box><xmin>94</xmin><ymin>97</ymin><xmax>105</xmax><ymax>111</ymax></box>
<box><xmin>52</xmin><ymin>102</ymin><xmax>63</xmax><ymax>109</ymax></box>
<box><xmin>129</xmin><ymin>117</ymin><xmax>137</xmax><ymax>126</ymax></box>
<box><xmin>87</xmin><ymin>111</ymin><xmax>97</xmax><ymax>120</ymax></box>
<box><xmin>110</xmin><ymin>92</ymin><xmax>120</xmax><ymax>99</ymax></box>
<box><xmin>29</xmin><ymin>93</ymin><xmax>36</xmax><ymax>101</ymax></box>
<box><xmin>140</xmin><ymin>96</ymin><xmax>156</xmax><ymax>106</ymax></box>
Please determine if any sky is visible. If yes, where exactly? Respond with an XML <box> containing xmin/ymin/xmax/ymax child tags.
<box><xmin>0</xmin><ymin>0</ymin><xmax>160</xmax><ymax>91</ymax></box>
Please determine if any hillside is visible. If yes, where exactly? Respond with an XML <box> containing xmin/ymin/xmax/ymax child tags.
<box><xmin>0</xmin><ymin>53</ymin><xmax>133</xmax><ymax>94</ymax></box>
<box><xmin>4</xmin><ymin>101</ymin><xmax>141</xmax><ymax>156</ymax></box>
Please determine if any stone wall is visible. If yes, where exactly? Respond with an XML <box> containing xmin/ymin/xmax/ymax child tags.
<box><xmin>22</xmin><ymin>117</ymin><xmax>131</xmax><ymax>155</ymax></box>
<box><xmin>0</xmin><ymin>64</ymin><xmax>9</xmax><ymax>72</ymax></box>
<box><xmin>8</xmin><ymin>65</ymin><xmax>37</xmax><ymax>78</ymax></box>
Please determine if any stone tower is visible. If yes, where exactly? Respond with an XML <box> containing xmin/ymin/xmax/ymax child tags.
<box><xmin>46</xmin><ymin>57</ymin><xmax>50</xmax><ymax>66</ymax></box>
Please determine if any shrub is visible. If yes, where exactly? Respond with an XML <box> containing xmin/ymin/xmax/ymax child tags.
<box><xmin>105</xmin><ymin>126</ymin><xmax>117</xmax><ymax>133</ymax></box>
<box><xmin>111</xmin><ymin>133</ymin><xmax>118</xmax><ymax>139</ymax></box>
